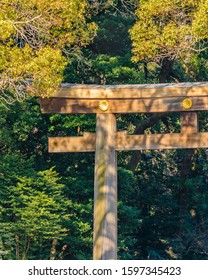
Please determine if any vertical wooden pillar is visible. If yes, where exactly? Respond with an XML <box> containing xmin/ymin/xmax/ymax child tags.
<box><xmin>93</xmin><ymin>113</ymin><xmax>117</xmax><ymax>260</ymax></box>
<box><xmin>180</xmin><ymin>112</ymin><xmax>198</xmax><ymax>133</ymax></box>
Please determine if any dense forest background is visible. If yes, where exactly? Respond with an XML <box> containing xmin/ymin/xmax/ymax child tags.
<box><xmin>0</xmin><ymin>0</ymin><xmax>208</xmax><ymax>260</ymax></box>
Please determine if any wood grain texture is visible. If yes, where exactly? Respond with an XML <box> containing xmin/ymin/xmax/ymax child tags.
<box><xmin>53</xmin><ymin>82</ymin><xmax>208</xmax><ymax>99</ymax></box>
<box><xmin>93</xmin><ymin>113</ymin><xmax>117</xmax><ymax>260</ymax></box>
<box><xmin>180</xmin><ymin>112</ymin><xmax>198</xmax><ymax>133</ymax></box>
<box><xmin>48</xmin><ymin>133</ymin><xmax>96</xmax><ymax>153</ymax></box>
<box><xmin>115</xmin><ymin>132</ymin><xmax>208</xmax><ymax>150</ymax></box>
<box><xmin>48</xmin><ymin>132</ymin><xmax>208</xmax><ymax>152</ymax></box>
<box><xmin>39</xmin><ymin>96</ymin><xmax>208</xmax><ymax>114</ymax></box>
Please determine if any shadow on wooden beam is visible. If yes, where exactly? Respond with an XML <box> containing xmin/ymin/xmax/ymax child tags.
<box><xmin>48</xmin><ymin>132</ymin><xmax>208</xmax><ymax>152</ymax></box>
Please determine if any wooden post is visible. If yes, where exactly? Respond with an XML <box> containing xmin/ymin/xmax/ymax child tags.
<box><xmin>180</xmin><ymin>112</ymin><xmax>198</xmax><ymax>133</ymax></box>
<box><xmin>93</xmin><ymin>113</ymin><xmax>117</xmax><ymax>260</ymax></box>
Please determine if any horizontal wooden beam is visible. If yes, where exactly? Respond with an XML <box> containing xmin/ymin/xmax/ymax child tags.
<box><xmin>49</xmin><ymin>132</ymin><xmax>96</xmax><ymax>152</ymax></box>
<box><xmin>52</xmin><ymin>82</ymin><xmax>208</xmax><ymax>99</ymax></box>
<box><xmin>115</xmin><ymin>132</ymin><xmax>208</xmax><ymax>150</ymax></box>
<box><xmin>39</xmin><ymin>96</ymin><xmax>208</xmax><ymax>114</ymax></box>
<box><xmin>48</xmin><ymin>132</ymin><xmax>208</xmax><ymax>152</ymax></box>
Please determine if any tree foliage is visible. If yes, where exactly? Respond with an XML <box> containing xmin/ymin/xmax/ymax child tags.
<box><xmin>0</xmin><ymin>165</ymin><xmax>69</xmax><ymax>259</ymax></box>
<box><xmin>0</xmin><ymin>0</ymin><xmax>97</xmax><ymax>104</ymax></box>
<box><xmin>130</xmin><ymin>0</ymin><xmax>208</xmax><ymax>62</ymax></box>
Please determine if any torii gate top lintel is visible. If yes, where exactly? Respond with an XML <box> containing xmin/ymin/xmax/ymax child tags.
<box><xmin>39</xmin><ymin>82</ymin><xmax>208</xmax><ymax>114</ymax></box>
<box><xmin>51</xmin><ymin>81</ymin><xmax>208</xmax><ymax>98</ymax></box>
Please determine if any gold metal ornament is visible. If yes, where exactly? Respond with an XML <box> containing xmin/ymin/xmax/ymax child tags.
<box><xmin>182</xmin><ymin>98</ymin><xmax>193</xmax><ymax>110</ymax></box>
<box><xmin>98</xmin><ymin>100</ymin><xmax>109</xmax><ymax>112</ymax></box>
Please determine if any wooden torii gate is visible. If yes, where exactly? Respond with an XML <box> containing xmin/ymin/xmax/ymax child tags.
<box><xmin>39</xmin><ymin>82</ymin><xmax>208</xmax><ymax>260</ymax></box>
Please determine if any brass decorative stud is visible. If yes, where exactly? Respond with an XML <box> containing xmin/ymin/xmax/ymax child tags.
<box><xmin>98</xmin><ymin>100</ymin><xmax>109</xmax><ymax>112</ymax></box>
<box><xmin>182</xmin><ymin>98</ymin><xmax>193</xmax><ymax>110</ymax></box>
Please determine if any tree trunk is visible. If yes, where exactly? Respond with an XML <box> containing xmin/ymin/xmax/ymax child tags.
<box><xmin>178</xmin><ymin>149</ymin><xmax>195</xmax><ymax>213</ymax></box>
<box><xmin>15</xmin><ymin>235</ymin><xmax>20</xmax><ymax>260</ymax></box>
<box><xmin>50</xmin><ymin>238</ymin><xmax>58</xmax><ymax>260</ymax></box>
<box><xmin>58</xmin><ymin>244</ymin><xmax>68</xmax><ymax>260</ymax></box>
<box><xmin>144</xmin><ymin>61</ymin><xmax>148</xmax><ymax>81</ymax></box>
<box><xmin>22</xmin><ymin>236</ymin><xmax>31</xmax><ymax>260</ymax></box>
<box><xmin>158</xmin><ymin>58</ymin><xmax>174</xmax><ymax>83</ymax></box>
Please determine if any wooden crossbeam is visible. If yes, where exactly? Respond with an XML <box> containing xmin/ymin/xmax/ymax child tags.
<box><xmin>115</xmin><ymin>132</ymin><xmax>208</xmax><ymax>150</ymax></box>
<box><xmin>46</xmin><ymin>82</ymin><xmax>208</xmax><ymax>99</ymax></box>
<box><xmin>48</xmin><ymin>132</ymin><xmax>208</xmax><ymax>152</ymax></box>
<box><xmin>39</xmin><ymin>96</ymin><xmax>208</xmax><ymax>114</ymax></box>
<box><xmin>39</xmin><ymin>82</ymin><xmax>208</xmax><ymax>114</ymax></box>
<box><xmin>49</xmin><ymin>133</ymin><xmax>96</xmax><ymax>152</ymax></box>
